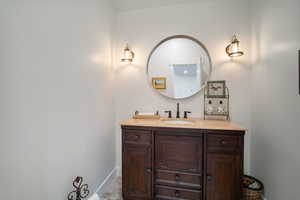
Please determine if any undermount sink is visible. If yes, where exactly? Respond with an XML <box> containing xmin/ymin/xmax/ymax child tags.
<box><xmin>163</xmin><ymin>120</ymin><xmax>194</xmax><ymax>125</ymax></box>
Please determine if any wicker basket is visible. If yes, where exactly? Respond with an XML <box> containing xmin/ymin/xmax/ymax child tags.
<box><xmin>243</xmin><ymin>175</ymin><xmax>264</xmax><ymax>200</ymax></box>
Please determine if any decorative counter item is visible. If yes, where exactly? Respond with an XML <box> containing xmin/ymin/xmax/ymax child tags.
<box><xmin>67</xmin><ymin>176</ymin><xmax>89</xmax><ymax>200</ymax></box>
<box><xmin>204</xmin><ymin>80</ymin><xmax>230</xmax><ymax>120</ymax></box>
<box><xmin>133</xmin><ymin>110</ymin><xmax>160</xmax><ymax>119</ymax></box>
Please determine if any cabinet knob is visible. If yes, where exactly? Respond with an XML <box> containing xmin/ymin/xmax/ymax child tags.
<box><xmin>175</xmin><ymin>174</ymin><xmax>180</xmax><ymax>182</ymax></box>
<box><xmin>175</xmin><ymin>190</ymin><xmax>180</xmax><ymax>197</ymax></box>
<box><xmin>220</xmin><ymin>140</ymin><xmax>227</xmax><ymax>145</ymax></box>
<box><xmin>134</xmin><ymin>135</ymin><xmax>140</xmax><ymax>140</ymax></box>
<box><xmin>146</xmin><ymin>168</ymin><xmax>152</xmax><ymax>173</ymax></box>
<box><xmin>207</xmin><ymin>175</ymin><xmax>213</xmax><ymax>182</ymax></box>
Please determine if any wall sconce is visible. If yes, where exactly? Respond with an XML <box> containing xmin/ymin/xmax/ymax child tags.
<box><xmin>226</xmin><ymin>35</ymin><xmax>244</xmax><ymax>57</ymax></box>
<box><xmin>121</xmin><ymin>44</ymin><xmax>135</xmax><ymax>63</ymax></box>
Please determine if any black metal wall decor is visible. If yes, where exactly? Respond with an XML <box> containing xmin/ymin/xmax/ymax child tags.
<box><xmin>67</xmin><ymin>176</ymin><xmax>90</xmax><ymax>200</ymax></box>
<box><xmin>204</xmin><ymin>81</ymin><xmax>230</xmax><ymax>120</ymax></box>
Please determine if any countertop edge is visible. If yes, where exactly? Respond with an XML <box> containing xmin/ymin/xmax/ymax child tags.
<box><xmin>120</xmin><ymin>119</ymin><xmax>247</xmax><ymax>133</ymax></box>
<box><xmin>121</xmin><ymin>124</ymin><xmax>246</xmax><ymax>132</ymax></box>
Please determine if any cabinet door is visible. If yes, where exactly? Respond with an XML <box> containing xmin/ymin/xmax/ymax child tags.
<box><xmin>123</xmin><ymin>144</ymin><xmax>152</xmax><ymax>200</ymax></box>
<box><xmin>156</xmin><ymin>134</ymin><xmax>203</xmax><ymax>173</ymax></box>
<box><xmin>206</xmin><ymin>153</ymin><xmax>242</xmax><ymax>200</ymax></box>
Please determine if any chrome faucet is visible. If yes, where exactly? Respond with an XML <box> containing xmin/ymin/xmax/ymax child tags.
<box><xmin>176</xmin><ymin>103</ymin><xmax>180</xmax><ymax>118</ymax></box>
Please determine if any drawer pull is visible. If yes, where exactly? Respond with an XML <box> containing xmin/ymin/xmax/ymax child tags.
<box><xmin>207</xmin><ymin>175</ymin><xmax>213</xmax><ymax>182</ymax></box>
<box><xmin>220</xmin><ymin>140</ymin><xmax>228</xmax><ymax>145</ymax></box>
<box><xmin>134</xmin><ymin>135</ymin><xmax>140</xmax><ymax>140</ymax></box>
<box><xmin>174</xmin><ymin>190</ymin><xmax>180</xmax><ymax>197</ymax></box>
<box><xmin>146</xmin><ymin>168</ymin><xmax>152</xmax><ymax>173</ymax></box>
<box><xmin>175</xmin><ymin>174</ymin><xmax>180</xmax><ymax>182</ymax></box>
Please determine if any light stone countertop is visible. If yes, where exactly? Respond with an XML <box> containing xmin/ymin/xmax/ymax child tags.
<box><xmin>121</xmin><ymin>118</ymin><xmax>246</xmax><ymax>132</ymax></box>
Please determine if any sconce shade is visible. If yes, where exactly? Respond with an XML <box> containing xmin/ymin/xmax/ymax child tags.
<box><xmin>121</xmin><ymin>44</ymin><xmax>135</xmax><ymax>63</ymax></box>
<box><xmin>226</xmin><ymin>35</ymin><xmax>244</xmax><ymax>57</ymax></box>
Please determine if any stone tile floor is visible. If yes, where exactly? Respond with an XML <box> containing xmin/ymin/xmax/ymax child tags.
<box><xmin>99</xmin><ymin>177</ymin><xmax>122</xmax><ymax>200</ymax></box>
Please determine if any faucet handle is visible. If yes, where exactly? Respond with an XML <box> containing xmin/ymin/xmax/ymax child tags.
<box><xmin>184</xmin><ymin>111</ymin><xmax>191</xmax><ymax>119</ymax></box>
<box><xmin>164</xmin><ymin>110</ymin><xmax>172</xmax><ymax>118</ymax></box>
<box><xmin>176</xmin><ymin>103</ymin><xmax>180</xmax><ymax>118</ymax></box>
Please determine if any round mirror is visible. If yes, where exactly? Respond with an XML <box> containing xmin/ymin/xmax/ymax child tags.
<box><xmin>147</xmin><ymin>35</ymin><xmax>212</xmax><ymax>99</ymax></box>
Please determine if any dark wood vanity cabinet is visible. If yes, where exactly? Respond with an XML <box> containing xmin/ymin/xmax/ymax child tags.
<box><xmin>122</xmin><ymin>127</ymin><xmax>245</xmax><ymax>200</ymax></box>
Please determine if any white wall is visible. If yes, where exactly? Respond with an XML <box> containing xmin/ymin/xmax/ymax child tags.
<box><xmin>0</xmin><ymin>0</ymin><xmax>115</xmax><ymax>200</ymax></box>
<box><xmin>114</xmin><ymin>0</ymin><xmax>252</xmax><ymax>172</ymax></box>
<box><xmin>251</xmin><ymin>0</ymin><xmax>300</xmax><ymax>199</ymax></box>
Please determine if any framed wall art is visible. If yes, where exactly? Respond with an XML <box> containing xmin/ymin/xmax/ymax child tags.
<box><xmin>152</xmin><ymin>77</ymin><xmax>166</xmax><ymax>89</ymax></box>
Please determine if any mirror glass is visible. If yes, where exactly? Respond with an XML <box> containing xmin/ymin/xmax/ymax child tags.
<box><xmin>147</xmin><ymin>35</ymin><xmax>212</xmax><ymax>99</ymax></box>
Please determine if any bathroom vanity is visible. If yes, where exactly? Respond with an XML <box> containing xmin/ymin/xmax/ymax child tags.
<box><xmin>121</xmin><ymin>118</ymin><xmax>246</xmax><ymax>200</ymax></box>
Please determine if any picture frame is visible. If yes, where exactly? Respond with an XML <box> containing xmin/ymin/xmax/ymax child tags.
<box><xmin>152</xmin><ymin>77</ymin><xmax>166</xmax><ymax>89</ymax></box>
<box><xmin>207</xmin><ymin>80</ymin><xmax>226</xmax><ymax>98</ymax></box>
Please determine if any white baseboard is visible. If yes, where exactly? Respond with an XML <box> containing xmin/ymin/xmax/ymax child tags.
<box><xmin>95</xmin><ymin>167</ymin><xmax>117</xmax><ymax>196</ymax></box>
<box><xmin>116</xmin><ymin>166</ymin><xmax>121</xmax><ymax>176</ymax></box>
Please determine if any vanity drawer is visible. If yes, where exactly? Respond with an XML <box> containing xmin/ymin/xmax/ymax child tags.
<box><xmin>123</xmin><ymin>130</ymin><xmax>152</xmax><ymax>144</ymax></box>
<box><xmin>155</xmin><ymin>185</ymin><xmax>202</xmax><ymax>200</ymax></box>
<box><xmin>207</xmin><ymin>135</ymin><xmax>240</xmax><ymax>153</ymax></box>
<box><xmin>156</xmin><ymin>170</ymin><xmax>202</xmax><ymax>190</ymax></box>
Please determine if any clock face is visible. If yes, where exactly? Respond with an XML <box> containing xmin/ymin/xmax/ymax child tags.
<box><xmin>207</xmin><ymin>81</ymin><xmax>226</xmax><ymax>97</ymax></box>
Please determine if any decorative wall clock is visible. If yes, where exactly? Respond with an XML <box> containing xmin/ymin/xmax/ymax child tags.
<box><xmin>207</xmin><ymin>80</ymin><xmax>226</xmax><ymax>98</ymax></box>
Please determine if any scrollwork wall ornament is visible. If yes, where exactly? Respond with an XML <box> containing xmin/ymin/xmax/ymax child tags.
<box><xmin>67</xmin><ymin>177</ymin><xmax>90</xmax><ymax>200</ymax></box>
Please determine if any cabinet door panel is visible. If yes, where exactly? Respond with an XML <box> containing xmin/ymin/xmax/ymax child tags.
<box><xmin>123</xmin><ymin>144</ymin><xmax>152</xmax><ymax>200</ymax></box>
<box><xmin>206</xmin><ymin>154</ymin><xmax>242</xmax><ymax>200</ymax></box>
<box><xmin>156</xmin><ymin>134</ymin><xmax>203</xmax><ymax>173</ymax></box>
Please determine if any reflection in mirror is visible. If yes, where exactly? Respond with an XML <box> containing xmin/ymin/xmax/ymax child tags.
<box><xmin>147</xmin><ymin>35</ymin><xmax>212</xmax><ymax>99</ymax></box>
